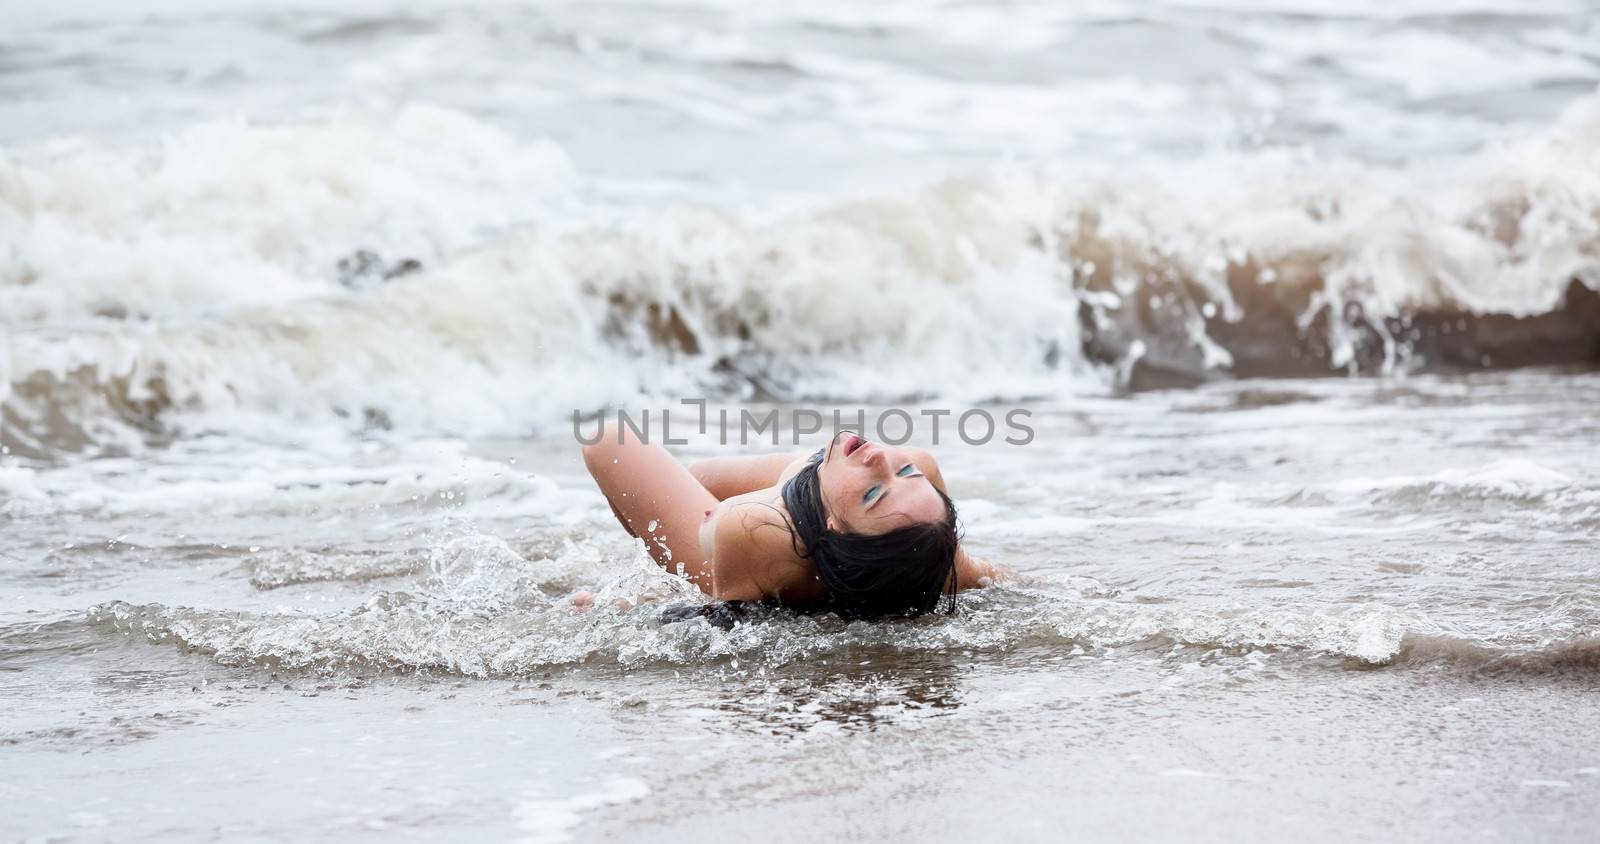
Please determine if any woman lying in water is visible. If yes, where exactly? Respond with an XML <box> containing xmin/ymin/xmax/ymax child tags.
<box><xmin>577</xmin><ymin>425</ymin><xmax>1007</xmax><ymax>620</ymax></box>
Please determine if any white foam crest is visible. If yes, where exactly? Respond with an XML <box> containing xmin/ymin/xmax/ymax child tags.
<box><xmin>5</xmin><ymin>169</ymin><xmax>1095</xmax><ymax>448</ymax></box>
<box><xmin>1068</xmin><ymin>90</ymin><xmax>1600</xmax><ymax>318</ymax></box>
<box><xmin>420</xmin><ymin>534</ymin><xmax>547</xmax><ymax>611</ymax></box>
<box><xmin>244</xmin><ymin>520</ymin><xmax>634</xmax><ymax>591</ymax></box>
<box><xmin>249</xmin><ymin>549</ymin><xmax>423</xmax><ymax>591</ymax></box>
<box><xmin>87</xmin><ymin>583</ymin><xmax>1439</xmax><ymax>675</ymax></box>
<box><xmin>0</xmin><ymin>465</ymin><xmax>46</xmax><ymax>504</ymax></box>
<box><xmin>515</xmin><ymin>777</ymin><xmax>650</xmax><ymax>844</ymax></box>
<box><xmin>4</xmin><ymin>439</ymin><xmax>565</xmax><ymax>519</ymax></box>
<box><xmin>1335</xmin><ymin>458</ymin><xmax>1580</xmax><ymax>502</ymax></box>
<box><xmin>6</xmin><ymin>93</ymin><xmax>1600</xmax><ymax>450</ymax></box>
<box><xmin>1242</xmin><ymin>21</ymin><xmax>1597</xmax><ymax>101</ymax></box>
<box><xmin>0</xmin><ymin>104</ymin><xmax>574</xmax><ymax>325</ymax></box>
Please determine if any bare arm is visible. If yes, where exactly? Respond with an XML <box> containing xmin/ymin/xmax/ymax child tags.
<box><xmin>955</xmin><ymin>546</ymin><xmax>1012</xmax><ymax>590</ymax></box>
<box><xmin>689</xmin><ymin>452</ymin><xmax>808</xmax><ymax>501</ymax></box>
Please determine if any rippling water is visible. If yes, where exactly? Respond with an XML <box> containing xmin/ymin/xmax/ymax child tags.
<box><xmin>3</xmin><ymin>1</ymin><xmax>1599</xmax><ymax>841</ymax></box>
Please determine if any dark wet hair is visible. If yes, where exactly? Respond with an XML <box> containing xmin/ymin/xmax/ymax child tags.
<box><xmin>776</xmin><ymin>454</ymin><xmax>960</xmax><ymax>620</ymax></box>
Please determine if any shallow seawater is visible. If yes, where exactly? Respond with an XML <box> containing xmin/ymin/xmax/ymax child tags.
<box><xmin>4</xmin><ymin>0</ymin><xmax>1600</xmax><ymax>840</ymax></box>
<box><xmin>5</xmin><ymin>372</ymin><xmax>1599</xmax><ymax>841</ymax></box>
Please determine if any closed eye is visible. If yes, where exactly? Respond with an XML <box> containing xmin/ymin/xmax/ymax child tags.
<box><xmin>864</xmin><ymin>465</ymin><xmax>924</xmax><ymax>509</ymax></box>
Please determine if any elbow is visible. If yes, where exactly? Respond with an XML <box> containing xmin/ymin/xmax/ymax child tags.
<box><xmin>579</xmin><ymin>426</ymin><xmax>619</xmax><ymax>502</ymax></box>
<box><xmin>580</xmin><ymin>436</ymin><xmax>611</xmax><ymax>471</ymax></box>
<box><xmin>580</xmin><ymin>421</ymin><xmax>632</xmax><ymax>472</ymax></box>
<box><xmin>688</xmin><ymin>460</ymin><xmax>713</xmax><ymax>487</ymax></box>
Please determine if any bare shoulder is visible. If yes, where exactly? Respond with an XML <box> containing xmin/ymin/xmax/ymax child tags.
<box><xmin>903</xmin><ymin>447</ymin><xmax>948</xmax><ymax>494</ymax></box>
<box><xmin>708</xmin><ymin>499</ymin><xmax>821</xmax><ymax>602</ymax></box>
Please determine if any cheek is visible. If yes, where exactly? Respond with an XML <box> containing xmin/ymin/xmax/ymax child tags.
<box><xmin>903</xmin><ymin>490</ymin><xmax>947</xmax><ymax>524</ymax></box>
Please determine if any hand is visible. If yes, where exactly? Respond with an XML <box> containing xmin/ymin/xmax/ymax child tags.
<box><xmin>955</xmin><ymin>546</ymin><xmax>1013</xmax><ymax>590</ymax></box>
<box><xmin>564</xmin><ymin>590</ymin><xmax>643</xmax><ymax>613</ymax></box>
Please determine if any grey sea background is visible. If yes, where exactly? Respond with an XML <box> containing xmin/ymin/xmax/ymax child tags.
<box><xmin>3</xmin><ymin>1</ymin><xmax>1600</xmax><ymax>841</ymax></box>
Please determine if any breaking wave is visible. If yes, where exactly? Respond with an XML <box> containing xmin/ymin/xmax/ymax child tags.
<box><xmin>63</xmin><ymin>588</ymin><xmax>1599</xmax><ymax>678</ymax></box>
<box><xmin>79</xmin><ymin>591</ymin><xmax>1405</xmax><ymax>673</ymax></box>
<box><xmin>5</xmin><ymin>94</ymin><xmax>1599</xmax><ymax>457</ymax></box>
<box><xmin>1393</xmin><ymin>635</ymin><xmax>1600</xmax><ymax>676</ymax></box>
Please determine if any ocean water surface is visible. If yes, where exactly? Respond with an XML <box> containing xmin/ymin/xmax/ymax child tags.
<box><xmin>3</xmin><ymin>1</ymin><xmax>1599</xmax><ymax>840</ymax></box>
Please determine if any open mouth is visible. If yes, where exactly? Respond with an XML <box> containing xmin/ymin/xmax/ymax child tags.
<box><xmin>840</xmin><ymin>433</ymin><xmax>867</xmax><ymax>457</ymax></box>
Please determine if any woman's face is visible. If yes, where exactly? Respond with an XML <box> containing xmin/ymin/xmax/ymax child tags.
<box><xmin>816</xmin><ymin>432</ymin><xmax>945</xmax><ymax>535</ymax></box>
